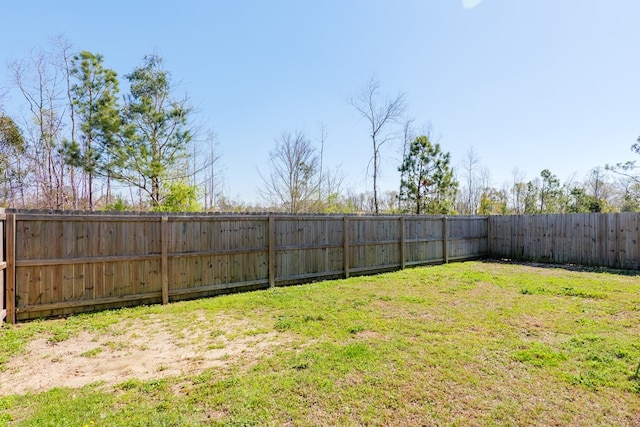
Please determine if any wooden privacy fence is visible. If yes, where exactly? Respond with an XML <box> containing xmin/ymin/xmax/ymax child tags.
<box><xmin>3</xmin><ymin>211</ymin><xmax>639</xmax><ymax>323</ymax></box>
<box><xmin>2</xmin><ymin>211</ymin><xmax>487</xmax><ymax>323</ymax></box>
<box><xmin>489</xmin><ymin>213</ymin><xmax>640</xmax><ymax>270</ymax></box>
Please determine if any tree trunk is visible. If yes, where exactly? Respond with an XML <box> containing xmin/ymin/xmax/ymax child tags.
<box><xmin>152</xmin><ymin>176</ymin><xmax>160</xmax><ymax>208</ymax></box>
<box><xmin>373</xmin><ymin>142</ymin><xmax>379</xmax><ymax>214</ymax></box>
<box><xmin>88</xmin><ymin>172</ymin><xmax>93</xmax><ymax>211</ymax></box>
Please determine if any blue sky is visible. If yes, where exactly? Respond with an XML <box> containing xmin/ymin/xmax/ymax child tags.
<box><xmin>2</xmin><ymin>0</ymin><xmax>640</xmax><ymax>204</ymax></box>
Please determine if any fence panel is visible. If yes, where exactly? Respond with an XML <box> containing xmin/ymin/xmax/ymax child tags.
<box><xmin>6</xmin><ymin>211</ymin><xmax>489</xmax><ymax>321</ymax></box>
<box><xmin>404</xmin><ymin>217</ymin><xmax>444</xmax><ymax>266</ymax></box>
<box><xmin>348</xmin><ymin>217</ymin><xmax>402</xmax><ymax>274</ymax></box>
<box><xmin>448</xmin><ymin>216</ymin><xmax>488</xmax><ymax>261</ymax></box>
<box><xmin>275</xmin><ymin>217</ymin><xmax>344</xmax><ymax>284</ymax></box>
<box><xmin>166</xmin><ymin>217</ymin><xmax>269</xmax><ymax>299</ymax></box>
<box><xmin>12</xmin><ymin>215</ymin><xmax>163</xmax><ymax>320</ymax></box>
<box><xmin>488</xmin><ymin>213</ymin><xmax>640</xmax><ymax>270</ymax></box>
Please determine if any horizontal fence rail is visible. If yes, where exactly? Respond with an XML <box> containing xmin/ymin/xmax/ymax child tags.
<box><xmin>3</xmin><ymin>211</ymin><xmax>488</xmax><ymax>322</ymax></box>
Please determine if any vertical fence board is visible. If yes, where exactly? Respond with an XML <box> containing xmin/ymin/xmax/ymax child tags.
<box><xmin>442</xmin><ymin>217</ymin><xmax>449</xmax><ymax>264</ymax></box>
<box><xmin>0</xmin><ymin>211</ymin><xmax>4</xmax><ymax>322</ymax></box>
<box><xmin>399</xmin><ymin>217</ymin><xmax>405</xmax><ymax>269</ymax></box>
<box><xmin>633</xmin><ymin>214</ymin><xmax>640</xmax><ymax>270</ymax></box>
<box><xmin>161</xmin><ymin>217</ymin><xmax>169</xmax><ymax>305</ymax></box>
<box><xmin>269</xmin><ymin>216</ymin><xmax>276</xmax><ymax>288</ymax></box>
<box><xmin>343</xmin><ymin>217</ymin><xmax>350</xmax><ymax>278</ymax></box>
<box><xmin>5</xmin><ymin>213</ymin><xmax>16</xmax><ymax>324</ymax></box>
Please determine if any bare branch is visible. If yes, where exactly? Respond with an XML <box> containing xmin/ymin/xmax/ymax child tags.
<box><xmin>349</xmin><ymin>76</ymin><xmax>406</xmax><ymax>213</ymax></box>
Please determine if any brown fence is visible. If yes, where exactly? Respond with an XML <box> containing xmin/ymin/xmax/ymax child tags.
<box><xmin>489</xmin><ymin>213</ymin><xmax>640</xmax><ymax>270</ymax></box>
<box><xmin>3</xmin><ymin>211</ymin><xmax>639</xmax><ymax>323</ymax></box>
<box><xmin>0</xmin><ymin>210</ymin><xmax>6</xmax><ymax>323</ymax></box>
<box><xmin>2</xmin><ymin>212</ymin><xmax>487</xmax><ymax>323</ymax></box>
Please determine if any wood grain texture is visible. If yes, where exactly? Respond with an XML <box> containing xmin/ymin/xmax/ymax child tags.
<box><xmin>488</xmin><ymin>213</ymin><xmax>640</xmax><ymax>269</ymax></box>
<box><xmin>5</xmin><ymin>213</ymin><xmax>15</xmax><ymax>324</ymax></box>
<box><xmin>9</xmin><ymin>212</ymin><xmax>489</xmax><ymax>321</ymax></box>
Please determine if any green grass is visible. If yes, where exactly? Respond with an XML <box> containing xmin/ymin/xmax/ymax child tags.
<box><xmin>1</xmin><ymin>260</ymin><xmax>640</xmax><ymax>426</ymax></box>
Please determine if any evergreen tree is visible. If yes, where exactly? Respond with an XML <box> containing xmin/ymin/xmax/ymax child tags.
<box><xmin>0</xmin><ymin>113</ymin><xmax>26</xmax><ymax>204</ymax></box>
<box><xmin>113</xmin><ymin>54</ymin><xmax>193</xmax><ymax>208</ymax></box>
<box><xmin>567</xmin><ymin>187</ymin><xmax>604</xmax><ymax>213</ymax></box>
<box><xmin>523</xmin><ymin>180</ymin><xmax>539</xmax><ymax>214</ymax></box>
<box><xmin>539</xmin><ymin>169</ymin><xmax>565</xmax><ymax>213</ymax></box>
<box><xmin>398</xmin><ymin>135</ymin><xmax>457</xmax><ymax>214</ymax></box>
<box><xmin>64</xmin><ymin>51</ymin><xmax>120</xmax><ymax>210</ymax></box>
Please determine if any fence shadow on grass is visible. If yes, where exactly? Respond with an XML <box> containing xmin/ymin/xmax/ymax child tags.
<box><xmin>483</xmin><ymin>258</ymin><xmax>640</xmax><ymax>277</ymax></box>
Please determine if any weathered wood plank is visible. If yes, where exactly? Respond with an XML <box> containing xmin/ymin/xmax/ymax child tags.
<box><xmin>16</xmin><ymin>291</ymin><xmax>164</xmax><ymax>313</ymax></box>
<box><xmin>0</xmin><ymin>215</ymin><xmax>5</xmax><ymax>322</ymax></box>
<box><xmin>343</xmin><ymin>217</ymin><xmax>350</xmax><ymax>279</ymax></box>
<box><xmin>443</xmin><ymin>217</ymin><xmax>449</xmax><ymax>264</ymax></box>
<box><xmin>399</xmin><ymin>217</ymin><xmax>405</xmax><ymax>269</ymax></box>
<box><xmin>269</xmin><ymin>216</ymin><xmax>276</xmax><ymax>288</ymax></box>
<box><xmin>6</xmin><ymin>213</ymin><xmax>16</xmax><ymax>324</ymax></box>
<box><xmin>169</xmin><ymin>279</ymin><xmax>268</xmax><ymax>296</ymax></box>
<box><xmin>161</xmin><ymin>217</ymin><xmax>169</xmax><ymax>305</ymax></box>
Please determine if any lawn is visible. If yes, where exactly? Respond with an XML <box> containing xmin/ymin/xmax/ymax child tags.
<box><xmin>0</xmin><ymin>260</ymin><xmax>639</xmax><ymax>426</ymax></box>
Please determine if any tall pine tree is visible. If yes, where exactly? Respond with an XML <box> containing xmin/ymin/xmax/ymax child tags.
<box><xmin>399</xmin><ymin>135</ymin><xmax>457</xmax><ymax>214</ymax></box>
<box><xmin>64</xmin><ymin>51</ymin><xmax>121</xmax><ymax>210</ymax></box>
<box><xmin>113</xmin><ymin>54</ymin><xmax>193</xmax><ymax>208</ymax></box>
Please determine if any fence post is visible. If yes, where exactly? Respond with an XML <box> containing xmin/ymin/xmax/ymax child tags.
<box><xmin>399</xmin><ymin>216</ymin><xmax>405</xmax><ymax>269</ymax></box>
<box><xmin>343</xmin><ymin>216</ymin><xmax>350</xmax><ymax>279</ymax></box>
<box><xmin>442</xmin><ymin>216</ymin><xmax>449</xmax><ymax>264</ymax></box>
<box><xmin>161</xmin><ymin>216</ymin><xmax>169</xmax><ymax>305</ymax></box>
<box><xmin>6</xmin><ymin>213</ymin><xmax>16</xmax><ymax>324</ymax></box>
<box><xmin>268</xmin><ymin>215</ymin><xmax>276</xmax><ymax>288</ymax></box>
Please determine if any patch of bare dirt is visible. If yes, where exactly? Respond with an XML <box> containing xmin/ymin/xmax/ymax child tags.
<box><xmin>0</xmin><ymin>313</ymin><xmax>287</xmax><ymax>396</ymax></box>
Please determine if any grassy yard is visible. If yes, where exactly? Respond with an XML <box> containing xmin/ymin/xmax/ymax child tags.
<box><xmin>0</xmin><ymin>260</ymin><xmax>639</xmax><ymax>426</ymax></box>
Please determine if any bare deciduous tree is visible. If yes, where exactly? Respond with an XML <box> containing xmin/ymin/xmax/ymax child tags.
<box><xmin>196</xmin><ymin>131</ymin><xmax>224</xmax><ymax>211</ymax></box>
<box><xmin>53</xmin><ymin>36</ymin><xmax>82</xmax><ymax>209</ymax></box>
<box><xmin>259</xmin><ymin>130</ymin><xmax>343</xmax><ymax>213</ymax></box>
<box><xmin>398</xmin><ymin>118</ymin><xmax>415</xmax><ymax>211</ymax></box>
<box><xmin>459</xmin><ymin>147</ymin><xmax>481</xmax><ymax>214</ymax></box>
<box><xmin>615</xmin><ymin>176</ymin><xmax>640</xmax><ymax>211</ymax></box>
<box><xmin>10</xmin><ymin>49</ymin><xmax>69</xmax><ymax>209</ymax></box>
<box><xmin>509</xmin><ymin>167</ymin><xmax>527</xmax><ymax>214</ymax></box>
<box><xmin>349</xmin><ymin>77</ymin><xmax>405</xmax><ymax>214</ymax></box>
<box><xmin>259</xmin><ymin>130</ymin><xmax>319</xmax><ymax>213</ymax></box>
<box><xmin>585</xmin><ymin>167</ymin><xmax>611</xmax><ymax>203</ymax></box>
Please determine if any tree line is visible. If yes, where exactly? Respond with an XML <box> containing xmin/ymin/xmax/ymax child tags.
<box><xmin>0</xmin><ymin>38</ymin><xmax>220</xmax><ymax>212</ymax></box>
<box><xmin>254</xmin><ymin>75</ymin><xmax>640</xmax><ymax>216</ymax></box>
<box><xmin>1</xmin><ymin>38</ymin><xmax>639</xmax><ymax>214</ymax></box>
